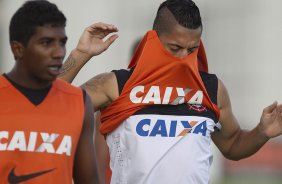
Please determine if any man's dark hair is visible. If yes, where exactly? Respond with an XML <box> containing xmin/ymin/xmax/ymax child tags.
<box><xmin>9</xmin><ymin>0</ymin><xmax>66</xmax><ymax>46</ymax></box>
<box><xmin>153</xmin><ymin>0</ymin><xmax>202</xmax><ymax>34</ymax></box>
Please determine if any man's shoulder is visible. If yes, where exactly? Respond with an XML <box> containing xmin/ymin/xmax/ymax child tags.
<box><xmin>111</xmin><ymin>68</ymin><xmax>133</xmax><ymax>83</ymax></box>
<box><xmin>111</xmin><ymin>68</ymin><xmax>133</xmax><ymax>94</ymax></box>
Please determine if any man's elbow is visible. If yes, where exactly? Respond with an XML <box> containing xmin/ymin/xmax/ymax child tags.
<box><xmin>222</xmin><ymin>151</ymin><xmax>243</xmax><ymax>161</ymax></box>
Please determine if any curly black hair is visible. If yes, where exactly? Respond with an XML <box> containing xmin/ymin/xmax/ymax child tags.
<box><xmin>9</xmin><ymin>0</ymin><xmax>66</xmax><ymax>46</ymax></box>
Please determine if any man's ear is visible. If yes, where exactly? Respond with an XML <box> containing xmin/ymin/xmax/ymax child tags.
<box><xmin>10</xmin><ymin>41</ymin><xmax>24</xmax><ymax>60</ymax></box>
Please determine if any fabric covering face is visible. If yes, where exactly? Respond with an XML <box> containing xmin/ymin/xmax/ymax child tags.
<box><xmin>128</xmin><ymin>37</ymin><xmax>209</xmax><ymax>73</ymax></box>
<box><xmin>100</xmin><ymin>30</ymin><xmax>219</xmax><ymax>135</ymax></box>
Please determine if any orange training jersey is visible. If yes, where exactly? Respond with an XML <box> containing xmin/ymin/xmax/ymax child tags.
<box><xmin>0</xmin><ymin>76</ymin><xmax>84</xmax><ymax>184</ymax></box>
<box><xmin>100</xmin><ymin>30</ymin><xmax>220</xmax><ymax>135</ymax></box>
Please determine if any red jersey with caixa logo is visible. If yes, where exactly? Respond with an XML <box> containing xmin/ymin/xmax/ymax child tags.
<box><xmin>0</xmin><ymin>76</ymin><xmax>84</xmax><ymax>184</ymax></box>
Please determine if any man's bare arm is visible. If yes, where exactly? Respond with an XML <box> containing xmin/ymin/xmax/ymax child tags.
<box><xmin>59</xmin><ymin>22</ymin><xmax>119</xmax><ymax>83</ymax></box>
<box><xmin>59</xmin><ymin>50</ymin><xmax>90</xmax><ymax>83</ymax></box>
<box><xmin>73</xmin><ymin>92</ymin><xmax>99</xmax><ymax>184</ymax></box>
<box><xmin>81</xmin><ymin>72</ymin><xmax>119</xmax><ymax>111</ymax></box>
<box><xmin>212</xmin><ymin>79</ymin><xmax>282</xmax><ymax>160</ymax></box>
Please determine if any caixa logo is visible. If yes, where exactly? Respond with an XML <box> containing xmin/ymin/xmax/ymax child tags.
<box><xmin>136</xmin><ymin>119</ymin><xmax>207</xmax><ymax>137</ymax></box>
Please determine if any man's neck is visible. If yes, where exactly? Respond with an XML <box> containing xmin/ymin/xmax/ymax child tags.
<box><xmin>5</xmin><ymin>70</ymin><xmax>52</xmax><ymax>89</ymax></box>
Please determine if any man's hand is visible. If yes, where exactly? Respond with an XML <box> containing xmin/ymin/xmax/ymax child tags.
<box><xmin>75</xmin><ymin>22</ymin><xmax>119</xmax><ymax>60</ymax></box>
<box><xmin>258</xmin><ymin>101</ymin><xmax>282</xmax><ymax>139</ymax></box>
<box><xmin>59</xmin><ymin>22</ymin><xmax>118</xmax><ymax>83</ymax></box>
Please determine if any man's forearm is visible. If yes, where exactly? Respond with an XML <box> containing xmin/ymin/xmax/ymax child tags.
<box><xmin>226</xmin><ymin>126</ymin><xmax>269</xmax><ymax>161</ymax></box>
<box><xmin>59</xmin><ymin>49</ymin><xmax>91</xmax><ymax>83</ymax></box>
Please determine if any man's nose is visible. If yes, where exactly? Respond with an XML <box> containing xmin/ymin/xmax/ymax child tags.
<box><xmin>52</xmin><ymin>44</ymin><xmax>66</xmax><ymax>59</ymax></box>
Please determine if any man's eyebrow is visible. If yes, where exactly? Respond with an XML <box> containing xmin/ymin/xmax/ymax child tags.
<box><xmin>191</xmin><ymin>46</ymin><xmax>199</xmax><ymax>49</ymax></box>
<box><xmin>188</xmin><ymin>45</ymin><xmax>200</xmax><ymax>50</ymax></box>
<box><xmin>61</xmin><ymin>36</ymin><xmax>68</xmax><ymax>41</ymax></box>
<box><xmin>39</xmin><ymin>36</ymin><xmax>68</xmax><ymax>41</ymax></box>
<box><xmin>168</xmin><ymin>43</ymin><xmax>182</xmax><ymax>48</ymax></box>
<box><xmin>39</xmin><ymin>37</ymin><xmax>53</xmax><ymax>40</ymax></box>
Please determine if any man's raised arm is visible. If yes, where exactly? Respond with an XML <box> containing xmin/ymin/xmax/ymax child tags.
<box><xmin>59</xmin><ymin>22</ymin><xmax>119</xmax><ymax>83</ymax></box>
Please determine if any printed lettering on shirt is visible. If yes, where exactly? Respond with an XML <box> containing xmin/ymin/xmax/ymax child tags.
<box><xmin>130</xmin><ymin>85</ymin><xmax>203</xmax><ymax>105</ymax></box>
<box><xmin>0</xmin><ymin>131</ymin><xmax>72</xmax><ymax>156</ymax></box>
<box><xmin>136</xmin><ymin>118</ymin><xmax>207</xmax><ymax>137</ymax></box>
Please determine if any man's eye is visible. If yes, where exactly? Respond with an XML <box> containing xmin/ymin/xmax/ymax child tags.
<box><xmin>41</xmin><ymin>40</ymin><xmax>51</xmax><ymax>46</ymax></box>
<box><xmin>187</xmin><ymin>48</ymin><xmax>195</xmax><ymax>54</ymax></box>
<box><xmin>60</xmin><ymin>39</ymin><xmax>67</xmax><ymax>46</ymax></box>
<box><xmin>170</xmin><ymin>47</ymin><xmax>179</xmax><ymax>52</ymax></box>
